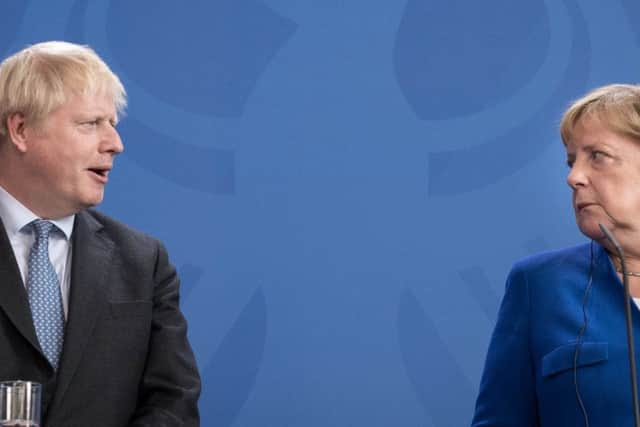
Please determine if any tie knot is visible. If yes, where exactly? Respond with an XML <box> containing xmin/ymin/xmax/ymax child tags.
<box><xmin>30</xmin><ymin>219</ymin><xmax>55</xmax><ymax>240</ymax></box>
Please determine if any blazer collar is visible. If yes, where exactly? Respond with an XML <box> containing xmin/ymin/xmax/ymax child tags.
<box><xmin>0</xmin><ymin>217</ymin><xmax>42</xmax><ymax>354</ymax></box>
<box><xmin>50</xmin><ymin>210</ymin><xmax>115</xmax><ymax>410</ymax></box>
<box><xmin>594</xmin><ymin>240</ymin><xmax>619</xmax><ymax>277</ymax></box>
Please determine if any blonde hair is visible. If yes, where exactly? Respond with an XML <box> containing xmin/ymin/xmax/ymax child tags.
<box><xmin>560</xmin><ymin>84</ymin><xmax>640</xmax><ymax>144</ymax></box>
<box><xmin>0</xmin><ymin>41</ymin><xmax>126</xmax><ymax>138</ymax></box>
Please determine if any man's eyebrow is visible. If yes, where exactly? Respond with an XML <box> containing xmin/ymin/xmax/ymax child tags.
<box><xmin>75</xmin><ymin>114</ymin><xmax>115</xmax><ymax>121</ymax></box>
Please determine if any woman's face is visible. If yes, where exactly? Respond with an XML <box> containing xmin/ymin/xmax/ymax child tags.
<box><xmin>566</xmin><ymin>115</ymin><xmax>640</xmax><ymax>242</ymax></box>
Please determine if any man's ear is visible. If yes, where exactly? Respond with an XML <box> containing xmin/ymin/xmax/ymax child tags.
<box><xmin>6</xmin><ymin>113</ymin><xmax>29</xmax><ymax>153</ymax></box>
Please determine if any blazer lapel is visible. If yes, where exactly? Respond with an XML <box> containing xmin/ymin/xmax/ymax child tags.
<box><xmin>52</xmin><ymin>211</ymin><xmax>114</xmax><ymax>407</ymax></box>
<box><xmin>0</xmin><ymin>218</ymin><xmax>42</xmax><ymax>353</ymax></box>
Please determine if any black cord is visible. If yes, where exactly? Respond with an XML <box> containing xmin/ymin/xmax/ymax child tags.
<box><xmin>599</xmin><ymin>223</ymin><xmax>640</xmax><ymax>426</ymax></box>
<box><xmin>574</xmin><ymin>240</ymin><xmax>594</xmax><ymax>427</ymax></box>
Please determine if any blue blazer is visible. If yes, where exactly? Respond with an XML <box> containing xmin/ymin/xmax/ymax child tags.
<box><xmin>472</xmin><ymin>242</ymin><xmax>640</xmax><ymax>427</ymax></box>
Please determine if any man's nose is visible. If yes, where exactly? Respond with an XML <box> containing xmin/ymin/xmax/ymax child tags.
<box><xmin>101</xmin><ymin>124</ymin><xmax>124</xmax><ymax>155</ymax></box>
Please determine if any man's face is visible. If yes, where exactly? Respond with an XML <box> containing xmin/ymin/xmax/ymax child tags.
<box><xmin>20</xmin><ymin>93</ymin><xmax>123</xmax><ymax>218</ymax></box>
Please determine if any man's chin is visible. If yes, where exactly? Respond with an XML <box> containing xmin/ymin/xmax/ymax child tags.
<box><xmin>79</xmin><ymin>194</ymin><xmax>104</xmax><ymax>210</ymax></box>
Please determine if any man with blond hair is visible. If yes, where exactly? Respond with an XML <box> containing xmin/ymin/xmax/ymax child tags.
<box><xmin>0</xmin><ymin>41</ymin><xmax>200</xmax><ymax>426</ymax></box>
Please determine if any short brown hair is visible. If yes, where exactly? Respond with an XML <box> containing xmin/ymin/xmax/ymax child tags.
<box><xmin>560</xmin><ymin>84</ymin><xmax>640</xmax><ymax>145</ymax></box>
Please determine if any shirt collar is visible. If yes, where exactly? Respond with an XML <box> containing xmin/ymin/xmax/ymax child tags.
<box><xmin>0</xmin><ymin>184</ymin><xmax>75</xmax><ymax>240</ymax></box>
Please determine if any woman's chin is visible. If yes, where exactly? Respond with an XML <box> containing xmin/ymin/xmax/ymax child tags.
<box><xmin>576</xmin><ymin>217</ymin><xmax>610</xmax><ymax>241</ymax></box>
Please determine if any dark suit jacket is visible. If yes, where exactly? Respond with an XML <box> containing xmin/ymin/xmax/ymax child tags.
<box><xmin>472</xmin><ymin>242</ymin><xmax>640</xmax><ymax>426</ymax></box>
<box><xmin>0</xmin><ymin>209</ymin><xmax>200</xmax><ymax>427</ymax></box>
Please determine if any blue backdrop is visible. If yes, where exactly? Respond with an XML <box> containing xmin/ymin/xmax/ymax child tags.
<box><xmin>4</xmin><ymin>1</ymin><xmax>640</xmax><ymax>425</ymax></box>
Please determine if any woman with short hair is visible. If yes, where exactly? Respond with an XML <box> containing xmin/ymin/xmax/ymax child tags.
<box><xmin>472</xmin><ymin>84</ymin><xmax>640</xmax><ymax>426</ymax></box>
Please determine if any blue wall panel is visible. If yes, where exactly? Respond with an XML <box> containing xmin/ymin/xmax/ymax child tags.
<box><xmin>4</xmin><ymin>1</ymin><xmax>639</xmax><ymax>425</ymax></box>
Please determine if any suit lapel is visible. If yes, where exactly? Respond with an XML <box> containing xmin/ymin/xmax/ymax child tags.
<box><xmin>0</xmin><ymin>218</ymin><xmax>42</xmax><ymax>353</ymax></box>
<box><xmin>52</xmin><ymin>211</ymin><xmax>114</xmax><ymax>407</ymax></box>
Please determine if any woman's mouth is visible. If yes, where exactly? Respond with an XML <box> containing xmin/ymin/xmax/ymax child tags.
<box><xmin>576</xmin><ymin>202</ymin><xmax>595</xmax><ymax>211</ymax></box>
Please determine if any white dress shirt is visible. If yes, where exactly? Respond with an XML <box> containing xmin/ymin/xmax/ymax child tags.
<box><xmin>0</xmin><ymin>185</ymin><xmax>74</xmax><ymax>319</ymax></box>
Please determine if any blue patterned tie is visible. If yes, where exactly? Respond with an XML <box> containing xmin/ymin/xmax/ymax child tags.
<box><xmin>26</xmin><ymin>220</ymin><xmax>65</xmax><ymax>370</ymax></box>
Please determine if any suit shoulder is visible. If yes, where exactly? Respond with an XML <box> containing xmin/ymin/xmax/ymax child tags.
<box><xmin>511</xmin><ymin>242</ymin><xmax>592</xmax><ymax>277</ymax></box>
<box><xmin>82</xmin><ymin>209</ymin><xmax>162</xmax><ymax>250</ymax></box>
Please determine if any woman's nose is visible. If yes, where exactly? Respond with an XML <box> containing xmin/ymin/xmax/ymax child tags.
<box><xmin>567</xmin><ymin>162</ymin><xmax>587</xmax><ymax>189</ymax></box>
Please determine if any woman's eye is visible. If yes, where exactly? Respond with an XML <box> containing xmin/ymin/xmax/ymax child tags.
<box><xmin>591</xmin><ymin>151</ymin><xmax>606</xmax><ymax>161</ymax></box>
<box><xmin>566</xmin><ymin>159</ymin><xmax>574</xmax><ymax>168</ymax></box>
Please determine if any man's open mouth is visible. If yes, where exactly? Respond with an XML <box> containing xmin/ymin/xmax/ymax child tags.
<box><xmin>88</xmin><ymin>168</ymin><xmax>110</xmax><ymax>178</ymax></box>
